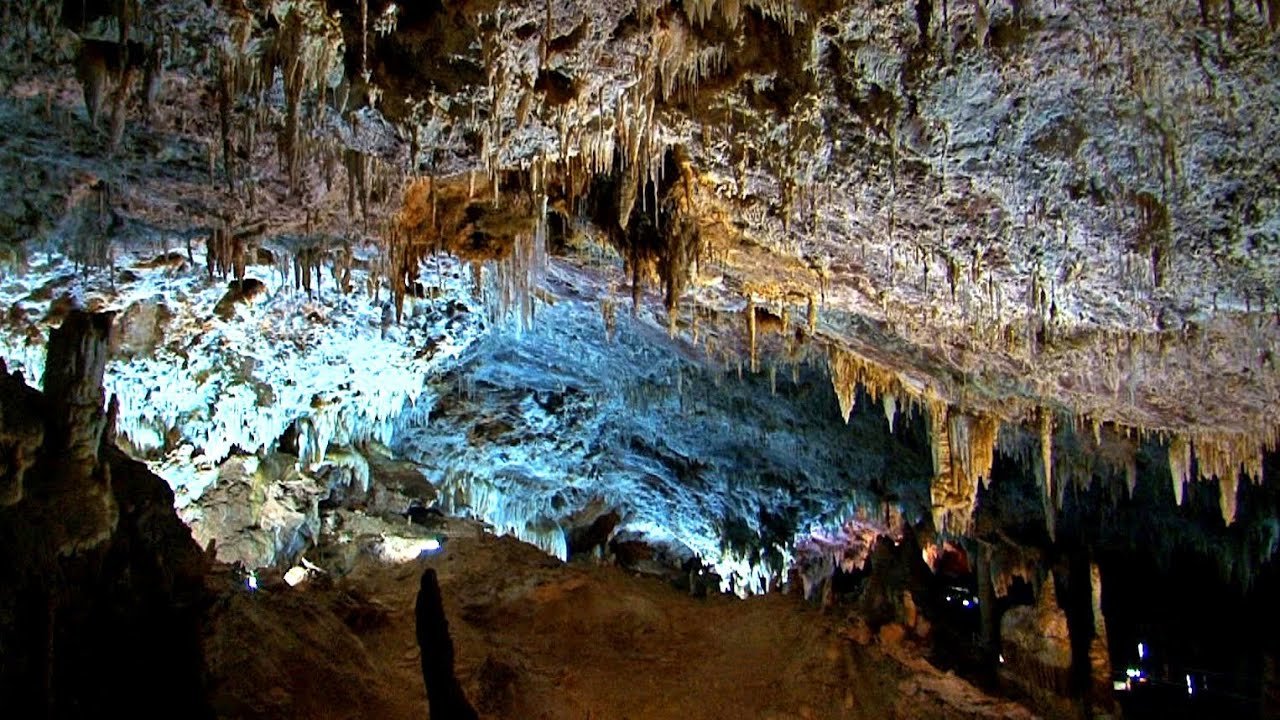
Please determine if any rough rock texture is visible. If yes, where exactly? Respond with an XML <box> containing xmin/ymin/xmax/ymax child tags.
<box><xmin>1</xmin><ymin>0</ymin><xmax>1275</xmax><ymax>480</ymax></box>
<box><xmin>188</xmin><ymin>453</ymin><xmax>324</xmax><ymax>568</ymax></box>
<box><xmin>0</xmin><ymin>359</ymin><xmax>43</xmax><ymax>505</ymax></box>
<box><xmin>0</xmin><ymin>0</ymin><xmax>1274</xmax><ymax>562</ymax></box>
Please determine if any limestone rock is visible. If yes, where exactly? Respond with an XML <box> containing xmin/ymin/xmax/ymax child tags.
<box><xmin>0</xmin><ymin>360</ymin><xmax>44</xmax><ymax>505</ymax></box>
<box><xmin>878</xmin><ymin>622</ymin><xmax>907</xmax><ymax>646</ymax></box>
<box><xmin>111</xmin><ymin>296</ymin><xmax>172</xmax><ymax>358</ymax></box>
<box><xmin>1001</xmin><ymin>575</ymin><xmax>1072</xmax><ymax>699</ymax></box>
<box><xmin>190</xmin><ymin>453</ymin><xmax>323</xmax><ymax>569</ymax></box>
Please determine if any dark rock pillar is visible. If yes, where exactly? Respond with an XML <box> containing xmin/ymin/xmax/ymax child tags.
<box><xmin>976</xmin><ymin>543</ymin><xmax>999</xmax><ymax>669</ymax></box>
<box><xmin>39</xmin><ymin>310</ymin><xmax>118</xmax><ymax>554</ymax></box>
<box><xmin>0</xmin><ymin>309</ymin><xmax>212</xmax><ymax>718</ymax></box>
<box><xmin>0</xmin><ymin>359</ymin><xmax>44</xmax><ymax>506</ymax></box>
<box><xmin>1057</xmin><ymin>551</ymin><xmax>1116</xmax><ymax>718</ymax></box>
<box><xmin>416</xmin><ymin>568</ymin><xmax>479</xmax><ymax>720</ymax></box>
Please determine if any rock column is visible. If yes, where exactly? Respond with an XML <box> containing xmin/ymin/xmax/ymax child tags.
<box><xmin>416</xmin><ymin>568</ymin><xmax>479</xmax><ymax>720</ymax></box>
<box><xmin>39</xmin><ymin>310</ymin><xmax>118</xmax><ymax>553</ymax></box>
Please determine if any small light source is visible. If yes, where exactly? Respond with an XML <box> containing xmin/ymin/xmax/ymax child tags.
<box><xmin>1186</xmin><ymin>674</ymin><xmax>1193</xmax><ymax>696</ymax></box>
<box><xmin>375</xmin><ymin>535</ymin><xmax>444</xmax><ymax>563</ymax></box>
<box><xmin>283</xmin><ymin>566</ymin><xmax>309</xmax><ymax>586</ymax></box>
<box><xmin>246</xmin><ymin>571</ymin><xmax>258</xmax><ymax>592</ymax></box>
<box><xmin>962</xmin><ymin>598</ymin><xmax>972</xmax><ymax>608</ymax></box>
<box><xmin>1137</xmin><ymin>642</ymin><xmax>1145</xmax><ymax>660</ymax></box>
<box><xmin>1113</xmin><ymin>680</ymin><xmax>1129</xmax><ymax>692</ymax></box>
<box><xmin>999</xmin><ymin>654</ymin><xmax>1005</xmax><ymax>664</ymax></box>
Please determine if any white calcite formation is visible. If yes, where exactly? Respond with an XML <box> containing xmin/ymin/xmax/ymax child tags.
<box><xmin>0</xmin><ymin>248</ymin><xmax>484</xmax><ymax>508</ymax></box>
<box><xmin>394</xmin><ymin>280</ymin><xmax>921</xmax><ymax>595</ymax></box>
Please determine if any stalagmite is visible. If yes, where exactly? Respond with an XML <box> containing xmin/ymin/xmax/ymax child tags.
<box><xmin>977</xmin><ymin>543</ymin><xmax>998</xmax><ymax>665</ymax></box>
<box><xmin>416</xmin><ymin>569</ymin><xmax>480</xmax><ymax>720</ymax></box>
<box><xmin>1088</xmin><ymin>563</ymin><xmax>1114</xmax><ymax>713</ymax></box>
<box><xmin>40</xmin><ymin>310</ymin><xmax>120</xmax><ymax>554</ymax></box>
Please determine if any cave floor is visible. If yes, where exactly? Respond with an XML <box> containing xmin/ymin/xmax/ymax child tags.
<box><xmin>203</xmin><ymin>511</ymin><xmax>1037</xmax><ymax>720</ymax></box>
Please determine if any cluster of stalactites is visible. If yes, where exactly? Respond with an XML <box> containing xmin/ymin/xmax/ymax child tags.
<box><xmin>488</xmin><ymin>196</ymin><xmax>548</xmax><ymax>331</ymax></box>
<box><xmin>680</xmin><ymin>0</ymin><xmax>807</xmax><ymax>34</ymax></box>
<box><xmin>928</xmin><ymin>403</ymin><xmax>1001</xmax><ymax>536</ymax></box>
<box><xmin>213</xmin><ymin>0</ymin><xmax>346</xmax><ymax>198</ymax></box>
<box><xmin>826</xmin><ymin>345</ymin><xmax>910</xmax><ymax>425</ymax></box>
<box><xmin>649</xmin><ymin>13</ymin><xmax>728</xmax><ymax>102</ymax></box>
<box><xmin>827</xmin><ymin>333</ymin><xmax>1279</xmax><ymax>534</ymax></box>
<box><xmin>205</xmin><ymin>219</ymin><xmax>266</xmax><ymax>282</ymax></box>
<box><xmin>1169</xmin><ymin>429</ymin><xmax>1275</xmax><ymax>525</ymax></box>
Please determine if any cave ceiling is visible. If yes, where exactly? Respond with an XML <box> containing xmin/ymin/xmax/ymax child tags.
<box><xmin>273</xmin><ymin>0</ymin><xmax>1280</xmax><ymax>433</ymax></box>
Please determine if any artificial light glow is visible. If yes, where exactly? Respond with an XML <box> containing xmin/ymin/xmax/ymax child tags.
<box><xmin>245</xmin><ymin>571</ymin><xmax>258</xmax><ymax>591</ymax></box>
<box><xmin>1186</xmin><ymin>674</ymin><xmax>1193</xmax><ymax>696</ymax></box>
<box><xmin>1113</xmin><ymin>680</ymin><xmax>1129</xmax><ymax>691</ymax></box>
<box><xmin>1138</xmin><ymin>642</ymin><xmax>1145</xmax><ymax>659</ymax></box>
<box><xmin>373</xmin><ymin>534</ymin><xmax>445</xmax><ymax>563</ymax></box>
<box><xmin>962</xmin><ymin>598</ymin><xmax>972</xmax><ymax>608</ymax></box>
<box><xmin>999</xmin><ymin>654</ymin><xmax>1005</xmax><ymax>664</ymax></box>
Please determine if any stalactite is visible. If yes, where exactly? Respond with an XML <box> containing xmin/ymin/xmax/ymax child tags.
<box><xmin>1039</xmin><ymin>408</ymin><xmax>1056</xmax><ymax>540</ymax></box>
<box><xmin>1168</xmin><ymin>435</ymin><xmax>1191</xmax><ymax>507</ymax></box>
<box><xmin>929</xmin><ymin>405</ymin><xmax>999</xmax><ymax>535</ymax></box>
<box><xmin>490</xmin><ymin>196</ymin><xmax>548</xmax><ymax>331</ymax></box>
<box><xmin>827</xmin><ymin>345</ymin><xmax>906</xmax><ymax>424</ymax></box>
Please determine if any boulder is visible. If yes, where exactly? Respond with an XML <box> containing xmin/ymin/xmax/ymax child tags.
<box><xmin>213</xmin><ymin>278</ymin><xmax>268</xmax><ymax>319</ymax></box>
<box><xmin>190</xmin><ymin>453</ymin><xmax>323</xmax><ymax>569</ymax></box>
<box><xmin>111</xmin><ymin>296</ymin><xmax>172</xmax><ymax>358</ymax></box>
<box><xmin>878</xmin><ymin>622</ymin><xmax>907</xmax><ymax>646</ymax></box>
